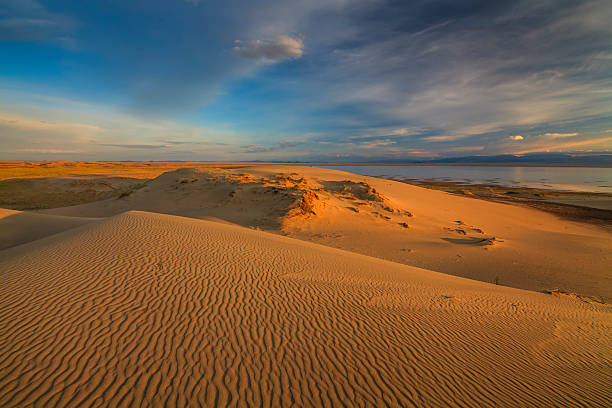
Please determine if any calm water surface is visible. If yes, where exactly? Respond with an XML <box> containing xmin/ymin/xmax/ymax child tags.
<box><xmin>319</xmin><ymin>166</ymin><xmax>612</xmax><ymax>193</ymax></box>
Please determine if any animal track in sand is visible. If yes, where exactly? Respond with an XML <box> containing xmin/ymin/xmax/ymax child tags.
<box><xmin>444</xmin><ymin>220</ymin><xmax>498</xmax><ymax>248</ymax></box>
<box><xmin>441</xmin><ymin>295</ymin><xmax>463</xmax><ymax>302</ymax></box>
<box><xmin>542</xmin><ymin>289</ymin><xmax>609</xmax><ymax>305</ymax></box>
<box><xmin>443</xmin><ymin>236</ymin><xmax>504</xmax><ymax>247</ymax></box>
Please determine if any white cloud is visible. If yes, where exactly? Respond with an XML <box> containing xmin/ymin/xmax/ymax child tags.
<box><xmin>508</xmin><ymin>135</ymin><xmax>524</xmax><ymax>140</ymax></box>
<box><xmin>233</xmin><ymin>35</ymin><xmax>304</xmax><ymax>60</ymax></box>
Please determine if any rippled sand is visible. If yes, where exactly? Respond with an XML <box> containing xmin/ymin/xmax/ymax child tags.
<box><xmin>0</xmin><ymin>211</ymin><xmax>610</xmax><ymax>407</ymax></box>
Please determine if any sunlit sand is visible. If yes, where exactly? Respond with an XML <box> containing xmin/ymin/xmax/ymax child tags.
<box><xmin>1</xmin><ymin>165</ymin><xmax>610</xmax><ymax>407</ymax></box>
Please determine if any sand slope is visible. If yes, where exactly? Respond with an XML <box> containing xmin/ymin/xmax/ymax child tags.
<box><xmin>0</xmin><ymin>211</ymin><xmax>610</xmax><ymax>407</ymax></box>
<box><xmin>0</xmin><ymin>208</ymin><xmax>99</xmax><ymax>250</ymax></box>
<box><xmin>41</xmin><ymin>166</ymin><xmax>612</xmax><ymax>300</ymax></box>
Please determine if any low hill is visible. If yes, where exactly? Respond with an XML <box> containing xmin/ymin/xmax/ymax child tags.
<box><xmin>37</xmin><ymin>166</ymin><xmax>612</xmax><ymax>300</ymax></box>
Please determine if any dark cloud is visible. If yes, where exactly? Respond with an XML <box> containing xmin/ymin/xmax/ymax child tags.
<box><xmin>306</xmin><ymin>0</ymin><xmax>612</xmax><ymax>140</ymax></box>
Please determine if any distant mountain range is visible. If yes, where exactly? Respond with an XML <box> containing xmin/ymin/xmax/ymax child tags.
<box><xmin>308</xmin><ymin>152</ymin><xmax>612</xmax><ymax>166</ymax></box>
<box><xmin>421</xmin><ymin>153</ymin><xmax>612</xmax><ymax>166</ymax></box>
<box><xmin>144</xmin><ymin>152</ymin><xmax>612</xmax><ymax>166</ymax></box>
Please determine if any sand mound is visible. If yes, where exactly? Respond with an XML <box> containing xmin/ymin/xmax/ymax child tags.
<box><xmin>38</xmin><ymin>166</ymin><xmax>612</xmax><ymax>300</ymax></box>
<box><xmin>41</xmin><ymin>167</ymin><xmax>407</xmax><ymax>229</ymax></box>
<box><xmin>0</xmin><ymin>211</ymin><xmax>610</xmax><ymax>407</ymax></box>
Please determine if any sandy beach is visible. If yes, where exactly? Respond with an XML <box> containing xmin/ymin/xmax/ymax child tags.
<box><xmin>0</xmin><ymin>164</ymin><xmax>611</xmax><ymax>407</ymax></box>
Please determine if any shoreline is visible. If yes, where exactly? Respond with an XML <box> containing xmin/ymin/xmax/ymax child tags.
<box><xmin>318</xmin><ymin>162</ymin><xmax>612</xmax><ymax>168</ymax></box>
<box><xmin>391</xmin><ymin>178</ymin><xmax>612</xmax><ymax>225</ymax></box>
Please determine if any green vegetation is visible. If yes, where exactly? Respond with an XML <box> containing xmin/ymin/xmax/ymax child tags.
<box><xmin>117</xmin><ymin>182</ymin><xmax>147</xmax><ymax>199</ymax></box>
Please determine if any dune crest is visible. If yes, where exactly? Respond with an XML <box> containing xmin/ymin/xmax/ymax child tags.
<box><xmin>0</xmin><ymin>211</ymin><xmax>610</xmax><ymax>407</ymax></box>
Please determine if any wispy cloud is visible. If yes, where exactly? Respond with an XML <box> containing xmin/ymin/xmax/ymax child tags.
<box><xmin>514</xmin><ymin>137</ymin><xmax>612</xmax><ymax>155</ymax></box>
<box><xmin>11</xmin><ymin>148</ymin><xmax>83</xmax><ymax>154</ymax></box>
<box><xmin>0</xmin><ymin>102</ymin><xmax>244</xmax><ymax>161</ymax></box>
<box><xmin>302</xmin><ymin>0</ymin><xmax>612</xmax><ymax>148</ymax></box>
<box><xmin>0</xmin><ymin>112</ymin><xmax>103</xmax><ymax>136</ymax></box>
<box><xmin>240</xmin><ymin>140</ymin><xmax>302</xmax><ymax>153</ymax></box>
<box><xmin>422</xmin><ymin>135</ymin><xmax>464</xmax><ymax>142</ymax></box>
<box><xmin>0</xmin><ymin>0</ymin><xmax>75</xmax><ymax>46</ymax></box>
<box><xmin>444</xmin><ymin>146</ymin><xmax>485</xmax><ymax>153</ymax></box>
<box><xmin>508</xmin><ymin>135</ymin><xmax>524</xmax><ymax>141</ymax></box>
<box><xmin>543</xmin><ymin>132</ymin><xmax>579</xmax><ymax>138</ymax></box>
<box><xmin>98</xmin><ymin>143</ymin><xmax>168</xmax><ymax>149</ymax></box>
<box><xmin>357</xmin><ymin>139</ymin><xmax>395</xmax><ymax>149</ymax></box>
<box><xmin>233</xmin><ymin>35</ymin><xmax>304</xmax><ymax>60</ymax></box>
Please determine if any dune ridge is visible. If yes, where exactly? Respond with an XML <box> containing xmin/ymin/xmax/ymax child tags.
<box><xmin>0</xmin><ymin>211</ymin><xmax>610</xmax><ymax>407</ymax></box>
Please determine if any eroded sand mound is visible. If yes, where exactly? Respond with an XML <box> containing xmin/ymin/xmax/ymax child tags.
<box><xmin>43</xmin><ymin>168</ymin><xmax>407</xmax><ymax>228</ymax></box>
<box><xmin>0</xmin><ymin>211</ymin><xmax>610</xmax><ymax>407</ymax></box>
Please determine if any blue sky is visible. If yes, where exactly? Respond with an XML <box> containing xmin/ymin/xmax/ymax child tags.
<box><xmin>1</xmin><ymin>0</ymin><xmax>611</xmax><ymax>161</ymax></box>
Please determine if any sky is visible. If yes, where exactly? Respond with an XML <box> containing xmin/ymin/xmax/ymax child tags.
<box><xmin>1</xmin><ymin>0</ymin><xmax>611</xmax><ymax>161</ymax></box>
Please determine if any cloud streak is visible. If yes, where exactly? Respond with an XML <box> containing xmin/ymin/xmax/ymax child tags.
<box><xmin>233</xmin><ymin>35</ymin><xmax>304</xmax><ymax>60</ymax></box>
<box><xmin>240</xmin><ymin>141</ymin><xmax>302</xmax><ymax>153</ymax></box>
<box><xmin>0</xmin><ymin>0</ymin><xmax>74</xmax><ymax>46</ymax></box>
<box><xmin>98</xmin><ymin>143</ymin><xmax>168</xmax><ymax>149</ymax></box>
<box><xmin>543</xmin><ymin>132</ymin><xmax>579</xmax><ymax>138</ymax></box>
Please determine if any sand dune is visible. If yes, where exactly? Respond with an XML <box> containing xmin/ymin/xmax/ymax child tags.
<box><xmin>40</xmin><ymin>166</ymin><xmax>612</xmax><ymax>300</ymax></box>
<box><xmin>0</xmin><ymin>211</ymin><xmax>610</xmax><ymax>407</ymax></box>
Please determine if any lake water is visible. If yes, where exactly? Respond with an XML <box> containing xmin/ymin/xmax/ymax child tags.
<box><xmin>319</xmin><ymin>165</ymin><xmax>612</xmax><ymax>193</ymax></box>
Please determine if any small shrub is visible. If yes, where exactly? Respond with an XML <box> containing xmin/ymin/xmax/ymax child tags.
<box><xmin>117</xmin><ymin>189</ymin><xmax>132</xmax><ymax>199</ymax></box>
<box><xmin>117</xmin><ymin>182</ymin><xmax>146</xmax><ymax>199</ymax></box>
